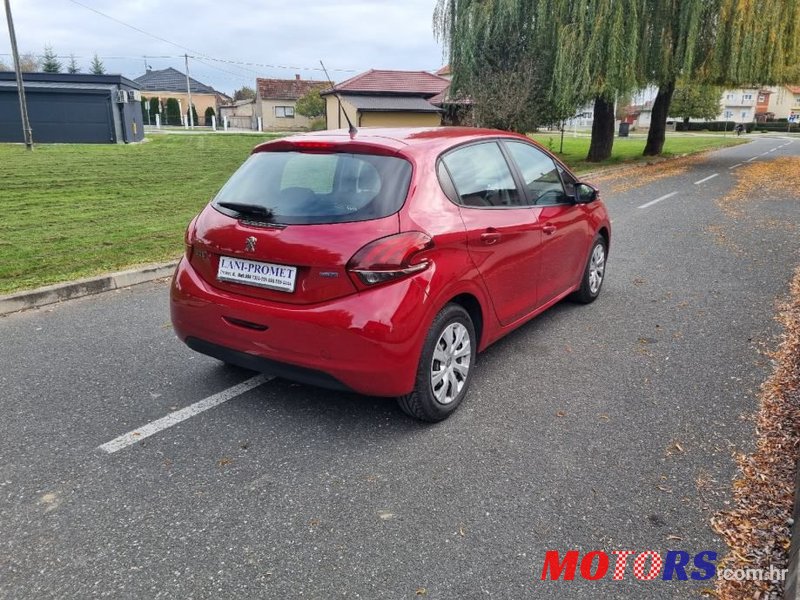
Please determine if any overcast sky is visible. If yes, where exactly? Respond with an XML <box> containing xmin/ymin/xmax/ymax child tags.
<box><xmin>0</xmin><ymin>0</ymin><xmax>446</xmax><ymax>94</ymax></box>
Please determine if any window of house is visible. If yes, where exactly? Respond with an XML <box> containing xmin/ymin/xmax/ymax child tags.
<box><xmin>275</xmin><ymin>106</ymin><xmax>295</xmax><ymax>118</ymax></box>
<box><xmin>741</xmin><ymin>111</ymin><xmax>748</xmax><ymax>119</ymax></box>
<box><xmin>758</xmin><ymin>95</ymin><xmax>766</xmax><ymax>103</ymax></box>
<box><xmin>724</xmin><ymin>110</ymin><xmax>733</xmax><ymax>118</ymax></box>
<box><xmin>439</xmin><ymin>142</ymin><xmax>523</xmax><ymax>208</ymax></box>
<box><xmin>743</xmin><ymin>94</ymin><xmax>753</xmax><ymax>101</ymax></box>
<box><xmin>504</xmin><ymin>141</ymin><xmax>569</xmax><ymax>205</ymax></box>
<box><xmin>726</xmin><ymin>94</ymin><xmax>734</xmax><ymax>100</ymax></box>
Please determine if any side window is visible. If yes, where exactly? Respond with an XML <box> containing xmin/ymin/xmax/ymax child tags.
<box><xmin>441</xmin><ymin>142</ymin><xmax>523</xmax><ymax>208</ymax></box>
<box><xmin>505</xmin><ymin>141</ymin><xmax>569</xmax><ymax>206</ymax></box>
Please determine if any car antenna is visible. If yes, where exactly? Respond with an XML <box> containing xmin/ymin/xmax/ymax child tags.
<box><xmin>320</xmin><ymin>60</ymin><xmax>358</xmax><ymax>138</ymax></box>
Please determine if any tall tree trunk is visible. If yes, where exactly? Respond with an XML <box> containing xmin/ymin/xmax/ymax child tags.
<box><xmin>587</xmin><ymin>96</ymin><xmax>615</xmax><ymax>162</ymax></box>
<box><xmin>644</xmin><ymin>81</ymin><xmax>676</xmax><ymax>156</ymax></box>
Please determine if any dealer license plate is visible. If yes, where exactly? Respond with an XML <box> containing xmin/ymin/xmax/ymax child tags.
<box><xmin>217</xmin><ymin>256</ymin><xmax>297</xmax><ymax>293</ymax></box>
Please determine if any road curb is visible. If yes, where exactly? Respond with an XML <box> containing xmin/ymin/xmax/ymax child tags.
<box><xmin>0</xmin><ymin>261</ymin><xmax>178</xmax><ymax>316</ymax></box>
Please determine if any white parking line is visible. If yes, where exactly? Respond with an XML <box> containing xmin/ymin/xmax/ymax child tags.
<box><xmin>694</xmin><ymin>173</ymin><xmax>719</xmax><ymax>185</ymax></box>
<box><xmin>638</xmin><ymin>191</ymin><xmax>678</xmax><ymax>209</ymax></box>
<box><xmin>98</xmin><ymin>375</ymin><xmax>271</xmax><ymax>454</ymax></box>
<box><xmin>729</xmin><ymin>163</ymin><xmax>743</xmax><ymax>170</ymax></box>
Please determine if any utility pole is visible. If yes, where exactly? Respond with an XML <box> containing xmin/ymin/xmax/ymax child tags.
<box><xmin>4</xmin><ymin>0</ymin><xmax>33</xmax><ymax>149</ymax></box>
<box><xmin>184</xmin><ymin>53</ymin><xmax>194</xmax><ymax>128</ymax></box>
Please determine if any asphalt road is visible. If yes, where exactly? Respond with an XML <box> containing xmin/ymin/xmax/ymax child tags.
<box><xmin>2</xmin><ymin>137</ymin><xmax>799</xmax><ymax>599</ymax></box>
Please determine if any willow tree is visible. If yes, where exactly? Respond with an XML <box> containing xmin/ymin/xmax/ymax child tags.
<box><xmin>637</xmin><ymin>0</ymin><xmax>718</xmax><ymax>155</ymax></box>
<box><xmin>435</xmin><ymin>0</ymin><xmax>639</xmax><ymax>161</ymax></box>
<box><xmin>640</xmin><ymin>0</ymin><xmax>800</xmax><ymax>156</ymax></box>
<box><xmin>551</xmin><ymin>0</ymin><xmax>640</xmax><ymax>161</ymax></box>
<box><xmin>712</xmin><ymin>0</ymin><xmax>800</xmax><ymax>85</ymax></box>
<box><xmin>434</xmin><ymin>0</ymin><xmax>564</xmax><ymax>133</ymax></box>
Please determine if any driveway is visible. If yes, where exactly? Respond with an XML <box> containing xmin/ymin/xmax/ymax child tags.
<box><xmin>1</xmin><ymin>137</ymin><xmax>798</xmax><ymax>599</ymax></box>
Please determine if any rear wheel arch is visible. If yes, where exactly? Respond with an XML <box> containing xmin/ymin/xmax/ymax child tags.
<box><xmin>448</xmin><ymin>293</ymin><xmax>484</xmax><ymax>350</ymax></box>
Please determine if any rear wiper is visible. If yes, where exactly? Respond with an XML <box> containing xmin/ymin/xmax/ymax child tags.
<box><xmin>216</xmin><ymin>201</ymin><xmax>275</xmax><ymax>219</ymax></box>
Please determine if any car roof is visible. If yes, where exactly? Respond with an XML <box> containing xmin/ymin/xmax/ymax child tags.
<box><xmin>253</xmin><ymin>127</ymin><xmax>534</xmax><ymax>158</ymax></box>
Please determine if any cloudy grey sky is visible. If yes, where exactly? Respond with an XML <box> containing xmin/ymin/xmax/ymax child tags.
<box><xmin>1</xmin><ymin>0</ymin><xmax>446</xmax><ymax>94</ymax></box>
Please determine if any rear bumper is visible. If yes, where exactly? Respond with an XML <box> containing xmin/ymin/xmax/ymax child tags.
<box><xmin>170</xmin><ymin>257</ymin><xmax>431</xmax><ymax>397</ymax></box>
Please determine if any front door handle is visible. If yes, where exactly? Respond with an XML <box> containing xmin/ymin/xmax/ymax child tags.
<box><xmin>543</xmin><ymin>224</ymin><xmax>557</xmax><ymax>235</ymax></box>
<box><xmin>480</xmin><ymin>230</ymin><xmax>501</xmax><ymax>245</ymax></box>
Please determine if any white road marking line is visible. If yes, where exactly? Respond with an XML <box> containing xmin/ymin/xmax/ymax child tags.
<box><xmin>745</xmin><ymin>156</ymin><xmax>758</xmax><ymax>162</ymax></box>
<box><xmin>769</xmin><ymin>148</ymin><xmax>777</xmax><ymax>152</ymax></box>
<box><xmin>729</xmin><ymin>163</ymin><xmax>743</xmax><ymax>170</ymax></box>
<box><xmin>694</xmin><ymin>173</ymin><xmax>719</xmax><ymax>185</ymax></box>
<box><xmin>638</xmin><ymin>191</ymin><xmax>678</xmax><ymax>209</ymax></box>
<box><xmin>98</xmin><ymin>375</ymin><xmax>271</xmax><ymax>454</ymax></box>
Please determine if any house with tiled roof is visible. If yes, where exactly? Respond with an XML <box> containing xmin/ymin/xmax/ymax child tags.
<box><xmin>134</xmin><ymin>67</ymin><xmax>220</xmax><ymax>125</ymax></box>
<box><xmin>767</xmin><ymin>85</ymin><xmax>800</xmax><ymax>121</ymax></box>
<box><xmin>255</xmin><ymin>75</ymin><xmax>328</xmax><ymax>131</ymax></box>
<box><xmin>321</xmin><ymin>69</ymin><xmax>450</xmax><ymax>129</ymax></box>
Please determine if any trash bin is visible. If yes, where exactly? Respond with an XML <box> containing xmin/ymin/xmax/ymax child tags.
<box><xmin>618</xmin><ymin>122</ymin><xmax>630</xmax><ymax>137</ymax></box>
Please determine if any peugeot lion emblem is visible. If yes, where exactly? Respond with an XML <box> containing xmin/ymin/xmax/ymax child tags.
<box><xmin>245</xmin><ymin>236</ymin><xmax>257</xmax><ymax>253</ymax></box>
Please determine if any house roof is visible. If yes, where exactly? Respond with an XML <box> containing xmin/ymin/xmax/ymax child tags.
<box><xmin>787</xmin><ymin>85</ymin><xmax>800</xmax><ymax>94</ymax></box>
<box><xmin>341</xmin><ymin>94</ymin><xmax>442</xmax><ymax>113</ymax></box>
<box><xmin>435</xmin><ymin>65</ymin><xmax>451</xmax><ymax>77</ymax></box>
<box><xmin>324</xmin><ymin>69</ymin><xmax>450</xmax><ymax>97</ymax></box>
<box><xmin>134</xmin><ymin>67</ymin><xmax>216</xmax><ymax>94</ymax></box>
<box><xmin>0</xmin><ymin>72</ymin><xmax>140</xmax><ymax>88</ymax></box>
<box><xmin>257</xmin><ymin>77</ymin><xmax>327</xmax><ymax>101</ymax></box>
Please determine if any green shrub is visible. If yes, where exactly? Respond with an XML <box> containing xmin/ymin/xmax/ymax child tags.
<box><xmin>165</xmin><ymin>98</ymin><xmax>181</xmax><ymax>126</ymax></box>
<box><xmin>309</xmin><ymin>118</ymin><xmax>326</xmax><ymax>131</ymax></box>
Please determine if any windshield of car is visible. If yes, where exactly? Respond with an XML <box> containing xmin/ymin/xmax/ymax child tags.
<box><xmin>212</xmin><ymin>151</ymin><xmax>413</xmax><ymax>225</ymax></box>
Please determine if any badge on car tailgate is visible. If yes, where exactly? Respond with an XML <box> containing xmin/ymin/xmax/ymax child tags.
<box><xmin>217</xmin><ymin>256</ymin><xmax>297</xmax><ymax>292</ymax></box>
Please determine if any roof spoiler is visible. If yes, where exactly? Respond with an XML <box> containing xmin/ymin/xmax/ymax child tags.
<box><xmin>320</xmin><ymin>60</ymin><xmax>358</xmax><ymax>138</ymax></box>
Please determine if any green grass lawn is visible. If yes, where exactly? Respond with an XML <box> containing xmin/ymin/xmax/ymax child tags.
<box><xmin>0</xmin><ymin>134</ymin><xmax>280</xmax><ymax>295</ymax></box>
<box><xmin>529</xmin><ymin>133</ymin><xmax>746</xmax><ymax>173</ymax></box>
<box><xmin>0</xmin><ymin>131</ymin><xmax>747</xmax><ymax>295</ymax></box>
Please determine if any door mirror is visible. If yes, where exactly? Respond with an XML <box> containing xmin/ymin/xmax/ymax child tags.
<box><xmin>575</xmin><ymin>183</ymin><xmax>598</xmax><ymax>204</ymax></box>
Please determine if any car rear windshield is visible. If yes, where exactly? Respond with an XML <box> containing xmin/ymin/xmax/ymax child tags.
<box><xmin>212</xmin><ymin>151</ymin><xmax>413</xmax><ymax>225</ymax></box>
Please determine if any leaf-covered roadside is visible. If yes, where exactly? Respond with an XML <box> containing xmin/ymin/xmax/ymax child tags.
<box><xmin>711</xmin><ymin>265</ymin><xmax>800</xmax><ymax>599</ymax></box>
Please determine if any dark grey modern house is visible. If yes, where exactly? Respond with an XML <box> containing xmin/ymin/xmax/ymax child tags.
<box><xmin>0</xmin><ymin>72</ymin><xmax>144</xmax><ymax>144</ymax></box>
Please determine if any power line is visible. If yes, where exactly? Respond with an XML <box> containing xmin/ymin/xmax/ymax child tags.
<box><xmin>65</xmin><ymin>0</ymin><xmax>357</xmax><ymax>74</ymax></box>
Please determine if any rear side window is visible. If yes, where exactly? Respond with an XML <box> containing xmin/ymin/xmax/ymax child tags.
<box><xmin>440</xmin><ymin>142</ymin><xmax>523</xmax><ymax>208</ymax></box>
<box><xmin>213</xmin><ymin>151</ymin><xmax>412</xmax><ymax>225</ymax></box>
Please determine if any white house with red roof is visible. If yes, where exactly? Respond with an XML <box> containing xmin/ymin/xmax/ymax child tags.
<box><xmin>321</xmin><ymin>69</ymin><xmax>451</xmax><ymax>129</ymax></box>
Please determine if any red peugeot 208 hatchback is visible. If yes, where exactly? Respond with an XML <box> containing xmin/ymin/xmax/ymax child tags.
<box><xmin>170</xmin><ymin>127</ymin><xmax>610</xmax><ymax>421</ymax></box>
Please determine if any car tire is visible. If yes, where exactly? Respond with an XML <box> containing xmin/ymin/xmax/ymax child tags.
<box><xmin>572</xmin><ymin>235</ymin><xmax>607</xmax><ymax>304</ymax></box>
<box><xmin>397</xmin><ymin>304</ymin><xmax>477</xmax><ymax>422</ymax></box>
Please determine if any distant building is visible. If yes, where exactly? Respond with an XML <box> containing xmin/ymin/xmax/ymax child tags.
<box><xmin>218</xmin><ymin>98</ymin><xmax>257</xmax><ymax>130</ymax></box>
<box><xmin>254</xmin><ymin>75</ymin><xmax>327</xmax><ymax>131</ymax></box>
<box><xmin>322</xmin><ymin>69</ymin><xmax>449</xmax><ymax>129</ymax></box>
<box><xmin>134</xmin><ymin>67</ymin><xmax>219</xmax><ymax>125</ymax></box>
<box><xmin>0</xmin><ymin>72</ymin><xmax>143</xmax><ymax>144</ymax></box>
<box><xmin>768</xmin><ymin>85</ymin><xmax>800</xmax><ymax>121</ymax></box>
<box><xmin>718</xmin><ymin>88</ymin><xmax>761</xmax><ymax>123</ymax></box>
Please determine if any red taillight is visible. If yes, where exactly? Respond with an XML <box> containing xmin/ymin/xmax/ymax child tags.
<box><xmin>347</xmin><ymin>232</ymin><xmax>433</xmax><ymax>287</ymax></box>
<box><xmin>184</xmin><ymin>215</ymin><xmax>198</xmax><ymax>260</ymax></box>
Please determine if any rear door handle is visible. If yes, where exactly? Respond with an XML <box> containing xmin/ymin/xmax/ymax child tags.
<box><xmin>543</xmin><ymin>224</ymin><xmax>557</xmax><ymax>235</ymax></box>
<box><xmin>480</xmin><ymin>231</ymin><xmax>501</xmax><ymax>245</ymax></box>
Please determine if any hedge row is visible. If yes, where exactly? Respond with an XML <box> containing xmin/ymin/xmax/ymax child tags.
<box><xmin>675</xmin><ymin>120</ymin><xmax>798</xmax><ymax>133</ymax></box>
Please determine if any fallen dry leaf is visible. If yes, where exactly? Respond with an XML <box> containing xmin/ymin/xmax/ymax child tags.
<box><xmin>712</xmin><ymin>265</ymin><xmax>800</xmax><ymax>599</ymax></box>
